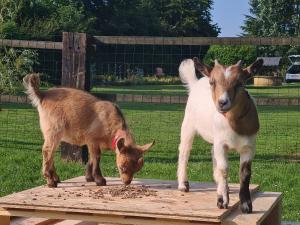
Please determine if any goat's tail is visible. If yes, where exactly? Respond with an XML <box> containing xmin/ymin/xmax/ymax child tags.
<box><xmin>23</xmin><ymin>74</ymin><xmax>43</xmax><ymax>107</ymax></box>
<box><xmin>179</xmin><ymin>59</ymin><xmax>198</xmax><ymax>90</ymax></box>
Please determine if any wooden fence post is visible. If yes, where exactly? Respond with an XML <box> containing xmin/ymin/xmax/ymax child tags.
<box><xmin>61</xmin><ymin>32</ymin><xmax>89</xmax><ymax>163</ymax></box>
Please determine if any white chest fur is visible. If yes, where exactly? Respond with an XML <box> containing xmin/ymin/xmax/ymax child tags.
<box><xmin>213</xmin><ymin>113</ymin><xmax>256</xmax><ymax>152</ymax></box>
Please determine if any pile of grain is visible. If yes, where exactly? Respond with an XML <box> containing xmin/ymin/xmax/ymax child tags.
<box><xmin>91</xmin><ymin>185</ymin><xmax>157</xmax><ymax>199</ymax></box>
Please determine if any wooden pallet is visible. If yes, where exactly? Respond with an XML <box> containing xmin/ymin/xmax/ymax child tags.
<box><xmin>0</xmin><ymin>177</ymin><xmax>282</xmax><ymax>225</ymax></box>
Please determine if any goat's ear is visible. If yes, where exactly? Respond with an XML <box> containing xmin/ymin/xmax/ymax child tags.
<box><xmin>193</xmin><ymin>57</ymin><xmax>211</xmax><ymax>77</ymax></box>
<box><xmin>243</xmin><ymin>59</ymin><xmax>264</xmax><ymax>76</ymax></box>
<box><xmin>137</xmin><ymin>140</ymin><xmax>155</xmax><ymax>153</ymax></box>
<box><xmin>240</xmin><ymin>59</ymin><xmax>264</xmax><ymax>83</ymax></box>
<box><xmin>116</xmin><ymin>138</ymin><xmax>126</xmax><ymax>153</ymax></box>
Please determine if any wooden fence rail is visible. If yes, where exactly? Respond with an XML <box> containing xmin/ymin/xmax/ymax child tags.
<box><xmin>1</xmin><ymin>36</ymin><xmax>300</xmax><ymax>49</ymax></box>
<box><xmin>0</xmin><ymin>39</ymin><xmax>63</xmax><ymax>50</ymax></box>
<box><xmin>94</xmin><ymin>36</ymin><xmax>300</xmax><ymax>46</ymax></box>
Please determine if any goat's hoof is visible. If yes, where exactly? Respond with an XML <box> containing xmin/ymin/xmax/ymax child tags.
<box><xmin>85</xmin><ymin>176</ymin><xmax>95</xmax><ymax>182</ymax></box>
<box><xmin>217</xmin><ymin>196</ymin><xmax>224</xmax><ymax>209</ymax></box>
<box><xmin>217</xmin><ymin>196</ymin><xmax>228</xmax><ymax>209</ymax></box>
<box><xmin>47</xmin><ymin>180</ymin><xmax>58</xmax><ymax>188</ymax></box>
<box><xmin>95</xmin><ymin>177</ymin><xmax>107</xmax><ymax>186</ymax></box>
<box><xmin>240</xmin><ymin>201</ymin><xmax>252</xmax><ymax>214</ymax></box>
<box><xmin>53</xmin><ymin>176</ymin><xmax>60</xmax><ymax>183</ymax></box>
<box><xmin>178</xmin><ymin>181</ymin><xmax>189</xmax><ymax>192</ymax></box>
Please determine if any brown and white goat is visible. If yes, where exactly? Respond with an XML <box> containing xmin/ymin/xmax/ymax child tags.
<box><xmin>177</xmin><ymin>58</ymin><xmax>263</xmax><ymax>213</ymax></box>
<box><xmin>23</xmin><ymin>74</ymin><xmax>154</xmax><ymax>187</ymax></box>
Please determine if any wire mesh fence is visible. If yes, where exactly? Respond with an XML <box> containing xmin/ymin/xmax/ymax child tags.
<box><xmin>0</xmin><ymin>34</ymin><xmax>300</xmax><ymax>220</ymax></box>
<box><xmin>0</xmin><ymin>35</ymin><xmax>62</xmax><ymax>153</ymax></box>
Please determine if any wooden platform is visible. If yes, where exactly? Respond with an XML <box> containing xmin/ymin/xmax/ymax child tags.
<box><xmin>0</xmin><ymin>177</ymin><xmax>282</xmax><ymax>225</ymax></box>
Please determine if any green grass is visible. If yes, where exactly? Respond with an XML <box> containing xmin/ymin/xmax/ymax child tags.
<box><xmin>91</xmin><ymin>83</ymin><xmax>300</xmax><ymax>99</ymax></box>
<box><xmin>0</xmin><ymin>102</ymin><xmax>300</xmax><ymax>221</ymax></box>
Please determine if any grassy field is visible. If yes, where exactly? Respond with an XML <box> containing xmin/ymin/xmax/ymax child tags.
<box><xmin>0</xmin><ymin>102</ymin><xmax>300</xmax><ymax>221</ymax></box>
<box><xmin>91</xmin><ymin>83</ymin><xmax>300</xmax><ymax>99</ymax></box>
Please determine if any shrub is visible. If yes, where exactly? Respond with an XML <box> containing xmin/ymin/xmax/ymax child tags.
<box><xmin>204</xmin><ymin>45</ymin><xmax>257</xmax><ymax>67</ymax></box>
<box><xmin>0</xmin><ymin>48</ymin><xmax>38</xmax><ymax>94</ymax></box>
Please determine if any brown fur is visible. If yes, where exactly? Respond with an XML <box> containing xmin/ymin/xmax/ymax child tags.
<box><xmin>23</xmin><ymin>74</ymin><xmax>154</xmax><ymax>187</ymax></box>
<box><xmin>226</xmin><ymin>91</ymin><xmax>259</xmax><ymax>135</ymax></box>
<box><xmin>193</xmin><ymin>58</ymin><xmax>263</xmax><ymax>136</ymax></box>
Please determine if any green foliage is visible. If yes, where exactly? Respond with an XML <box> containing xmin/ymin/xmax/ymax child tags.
<box><xmin>242</xmin><ymin>0</ymin><xmax>300</xmax><ymax>37</ymax></box>
<box><xmin>0</xmin><ymin>48</ymin><xmax>38</xmax><ymax>94</ymax></box>
<box><xmin>0</xmin><ymin>0</ymin><xmax>219</xmax><ymax>39</ymax></box>
<box><xmin>204</xmin><ymin>45</ymin><xmax>257</xmax><ymax>66</ymax></box>
<box><xmin>76</xmin><ymin>0</ymin><xmax>219</xmax><ymax>36</ymax></box>
<box><xmin>145</xmin><ymin>0</ymin><xmax>220</xmax><ymax>36</ymax></box>
<box><xmin>242</xmin><ymin>0</ymin><xmax>300</xmax><ymax>56</ymax></box>
<box><xmin>0</xmin><ymin>0</ymin><xmax>94</xmax><ymax>40</ymax></box>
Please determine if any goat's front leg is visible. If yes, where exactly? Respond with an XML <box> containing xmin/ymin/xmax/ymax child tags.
<box><xmin>177</xmin><ymin>118</ymin><xmax>196</xmax><ymax>192</ymax></box>
<box><xmin>213</xmin><ymin>143</ymin><xmax>229</xmax><ymax>209</ymax></box>
<box><xmin>86</xmin><ymin>143</ymin><xmax>106</xmax><ymax>186</ymax></box>
<box><xmin>85</xmin><ymin>160</ymin><xmax>94</xmax><ymax>182</ymax></box>
<box><xmin>239</xmin><ymin>149</ymin><xmax>255</xmax><ymax>213</ymax></box>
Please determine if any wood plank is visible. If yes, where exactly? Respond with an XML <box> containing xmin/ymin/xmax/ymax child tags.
<box><xmin>11</xmin><ymin>217</ymin><xmax>113</xmax><ymax>225</ymax></box>
<box><xmin>0</xmin><ymin>39</ymin><xmax>62</xmax><ymax>50</ymax></box>
<box><xmin>3</xmin><ymin>209</ymin><xmax>220</xmax><ymax>225</ymax></box>
<box><xmin>55</xmin><ymin>220</ymin><xmax>97</xmax><ymax>225</ymax></box>
<box><xmin>93</xmin><ymin>36</ymin><xmax>300</xmax><ymax>46</ymax></box>
<box><xmin>222</xmin><ymin>192</ymin><xmax>282</xmax><ymax>225</ymax></box>
<box><xmin>12</xmin><ymin>217</ymin><xmax>63</xmax><ymax>225</ymax></box>
<box><xmin>0</xmin><ymin>177</ymin><xmax>259</xmax><ymax>223</ymax></box>
<box><xmin>0</xmin><ymin>215</ymin><xmax>10</xmax><ymax>225</ymax></box>
<box><xmin>261</xmin><ymin>198</ymin><xmax>281</xmax><ymax>225</ymax></box>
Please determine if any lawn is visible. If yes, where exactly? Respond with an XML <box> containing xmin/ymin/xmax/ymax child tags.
<box><xmin>0</xmin><ymin>102</ymin><xmax>300</xmax><ymax>221</ymax></box>
<box><xmin>91</xmin><ymin>83</ymin><xmax>300</xmax><ymax>99</ymax></box>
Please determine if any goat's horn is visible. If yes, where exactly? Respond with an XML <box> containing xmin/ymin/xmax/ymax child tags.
<box><xmin>214</xmin><ymin>59</ymin><xmax>220</xmax><ymax>66</ymax></box>
<box><xmin>236</xmin><ymin>60</ymin><xmax>242</xmax><ymax>66</ymax></box>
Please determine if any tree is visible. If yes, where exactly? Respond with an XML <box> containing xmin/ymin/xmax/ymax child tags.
<box><xmin>148</xmin><ymin>0</ymin><xmax>219</xmax><ymax>36</ymax></box>
<box><xmin>1</xmin><ymin>0</ymin><xmax>219</xmax><ymax>38</ymax></box>
<box><xmin>242</xmin><ymin>0</ymin><xmax>300</xmax><ymax>56</ymax></box>
<box><xmin>0</xmin><ymin>0</ymin><xmax>95</xmax><ymax>40</ymax></box>
<box><xmin>242</xmin><ymin>0</ymin><xmax>300</xmax><ymax>37</ymax></box>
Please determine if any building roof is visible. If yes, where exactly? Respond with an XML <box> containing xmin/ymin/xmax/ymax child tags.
<box><xmin>257</xmin><ymin>57</ymin><xmax>282</xmax><ymax>66</ymax></box>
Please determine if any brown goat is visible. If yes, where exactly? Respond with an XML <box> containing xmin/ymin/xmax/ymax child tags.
<box><xmin>23</xmin><ymin>74</ymin><xmax>154</xmax><ymax>187</ymax></box>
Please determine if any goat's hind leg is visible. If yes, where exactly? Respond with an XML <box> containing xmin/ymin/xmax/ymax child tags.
<box><xmin>239</xmin><ymin>149</ymin><xmax>254</xmax><ymax>213</ymax></box>
<box><xmin>177</xmin><ymin>118</ymin><xmax>196</xmax><ymax>192</ymax></box>
<box><xmin>51</xmin><ymin>164</ymin><xmax>60</xmax><ymax>184</ymax></box>
<box><xmin>42</xmin><ymin>133</ymin><xmax>61</xmax><ymax>187</ymax></box>
<box><xmin>213</xmin><ymin>143</ymin><xmax>229</xmax><ymax>209</ymax></box>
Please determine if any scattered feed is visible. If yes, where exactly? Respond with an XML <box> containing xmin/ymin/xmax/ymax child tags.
<box><xmin>28</xmin><ymin>185</ymin><xmax>158</xmax><ymax>202</ymax></box>
<box><xmin>91</xmin><ymin>185</ymin><xmax>158</xmax><ymax>199</ymax></box>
